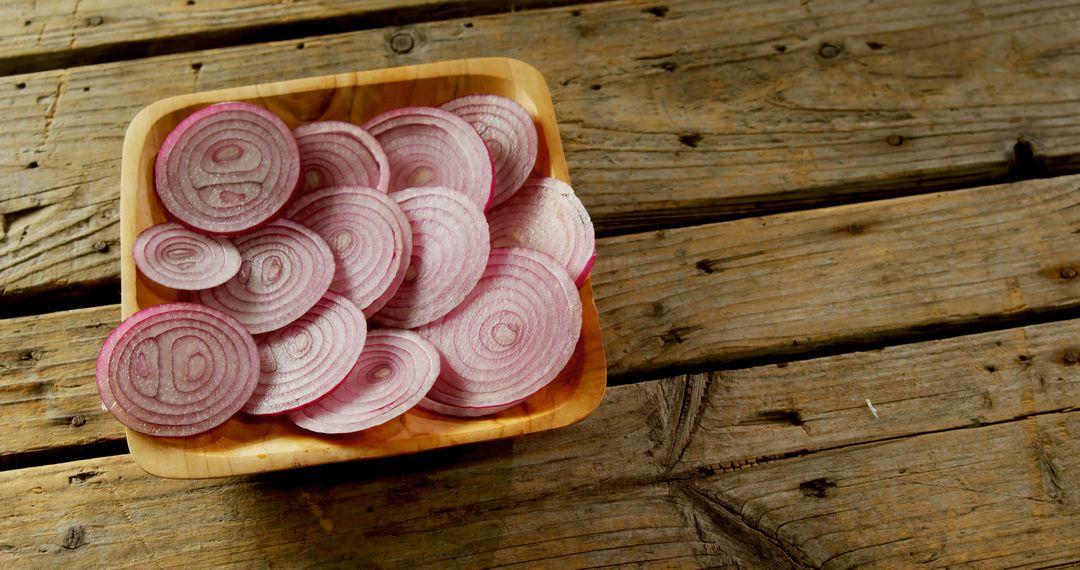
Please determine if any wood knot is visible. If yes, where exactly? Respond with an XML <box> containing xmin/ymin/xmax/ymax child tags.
<box><xmin>390</xmin><ymin>32</ymin><xmax>415</xmax><ymax>54</ymax></box>
<box><xmin>845</xmin><ymin>224</ymin><xmax>864</xmax><ymax>234</ymax></box>
<box><xmin>60</xmin><ymin>524</ymin><xmax>85</xmax><ymax>550</ymax></box>
<box><xmin>818</xmin><ymin>42</ymin><xmax>842</xmax><ymax>59</ymax></box>
<box><xmin>678</xmin><ymin>133</ymin><xmax>702</xmax><ymax>148</ymax></box>
<box><xmin>658</xmin><ymin>326</ymin><xmax>699</xmax><ymax>346</ymax></box>
<box><xmin>1064</xmin><ymin>349</ymin><xmax>1080</xmax><ymax>365</ymax></box>
<box><xmin>886</xmin><ymin>135</ymin><xmax>904</xmax><ymax>146</ymax></box>
<box><xmin>799</xmin><ymin>478</ymin><xmax>836</xmax><ymax>498</ymax></box>
<box><xmin>1061</xmin><ymin>267</ymin><xmax>1077</xmax><ymax>280</ymax></box>
<box><xmin>70</xmin><ymin>415</ymin><xmax>87</xmax><ymax>427</ymax></box>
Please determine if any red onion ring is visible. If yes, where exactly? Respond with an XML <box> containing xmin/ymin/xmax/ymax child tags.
<box><xmin>362</xmin><ymin>106</ymin><xmax>494</xmax><ymax>211</ymax></box>
<box><xmin>487</xmin><ymin>176</ymin><xmax>596</xmax><ymax>286</ymax></box>
<box><xmin>154</xmin><ymin>102</ymin><xmax>300</xmax><ymax>236</ymax></box>
<box><xmin>96</xmin><ymin>303</ymin><xmax>259</xmax><ymax>437</ymax></box>
<box><xmin>416</xmin><ymin>247</ymin><xmax>582</xmax><ymax>416</ymax></box>
<box><xmin>371</xmin><ymin>187</ymin><xmax>490</xmax><ymax>329</ymax></box>
<box><xmin>243</xmin><ymin>291</ymin><xmax>367</xmax><ymax>415</ymax></box>
<box><xmin>196</xmin><ymin>219</ymin><xmax>334</xmax><ymax>334</ymax></box>
<box><xmin>440</xmin><ymin>95</ymin><xmax>537</xmax><ymax>208</ymax></box>
<box><xmin>293</xmin><ymin>121</ymin><xmax>389</xmax><ymax>195</ymax></box>
<box><xmin>133</xmin><ymin>222</ymin><xmax>241</xmax><ymax>290</ymax></box>
<box><xmin>289</xmin><ymin>329</ymin><xmax>440</xmax><ymax>434</ymax></box>
<box><xmin>286</xmin><ymin>186</ymin><xmax>412</xmax><ymax>317</ymax></box>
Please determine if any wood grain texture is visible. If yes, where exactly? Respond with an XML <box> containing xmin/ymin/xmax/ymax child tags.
<box><xmin>596</xmin><ymin>174</ymin><xmax>1080</xmax><ymax>379</ymax></box>
<box><xmin>4</xmin><ymin>321</ymin><xmax>1080</xmax><ymax>567</ymax></box>
<box><xmin>7</xmin><ymin>0</ymin><xmax>1080</xmax><ymax>302</ymax></box>
<box><xmin>0</xmin><ymin>0</ymin><xmax>587</xmax><ymax>75</ymax></box>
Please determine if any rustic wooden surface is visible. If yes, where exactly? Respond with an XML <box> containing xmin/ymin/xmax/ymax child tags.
<box><xmin>8</xmin><ymin>0</ymin><xmax>1080</xmax><ymax>306</ymax></box>
<box><xmin>3</xmin><ymin>319</ymin><xmax>1078</xmax><ymax>567</ymax></box>
<box><xmin>1</xmin><ymin>0</ymin><xmax>1079</xmax><ymax>567</ymax></box>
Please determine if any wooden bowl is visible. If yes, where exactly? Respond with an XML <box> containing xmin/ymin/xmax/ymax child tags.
<box><xmin>117</xmin><ymin>57</ymin><xmax>607</xmax><ymax>478</ymax></box>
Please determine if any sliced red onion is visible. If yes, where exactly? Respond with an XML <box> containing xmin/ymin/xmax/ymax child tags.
<box><xmin>154</xmin><ymin>102</ymin><xmax>300</xmax><ymax>236</ymax></box>
<box><xmin>96</xmin><ymin>303</ymin><xmax>259</xmax><ymax>437</ymax></box>
<box><xmin>293</xmin><ymin>121</ymin><xmax>389</xmax><ymax>195</ymax></box>
<box><xmin>286</xmin><ymin>186</ymin><xmax>411</xmax><ymax>317</ymax></box>
<box><xmin>132</xmin><ymin>223</ymin><xmax>241</xmax><ymax>290</ymax></box>
<box><xmin>289</xmin><ymin>329</ymin><xmax>439</xmax><ymax>434</ymax></box>
<box><xmin>361</xmin><ymin>107</ymin><xmax>494</xmax><ymax>211</ymax></box>
<box><xmin>197</xmin><ymin>219</ymin><xmax>334</xmax><ymax>334</ymax></box>
<box><xmin>440</xmin><ymin>95</ymin><xmax>537</xmax><ymax>208</ymax></box>
<box><xmin>416</xmin><ymin>247</ymin><xmax>582</xmax><ymax>416</ymax></box>
<box><xmin>487</xmin><ymin>177</ymin><xmax>596</xmax><ymax>286</ymax></box>
<box><xmin>371</xmin><ymin>187</ymin><xmax>489</xmax><ymax>329</ymax></box>
<box><xmin>243</xmin><ymin>292</ymin><xmax>366</xmax><ymax>415</ymax></box>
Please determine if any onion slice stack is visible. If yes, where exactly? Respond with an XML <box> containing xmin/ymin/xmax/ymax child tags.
<box><xmin>287</xmin><ymin>186</ymin><xmax>412</xmax><ymax>316</ymax></box>
<box><xmin>244</xmin><ymin>292</ymin><xmax>366</xmax><ymax>415</ymax></box>
<box><xmin>133</xmin><ymin>222</ymin><xmax>242</xmax><ymax>290</ymax></box>
<box><xmin>440</xmin><ymin>95</ymin><xmax>537</xmax><ymax>208</ymax></box>
<box><xmin>197</xmin><ymin>219</ymin><xmax>335</xmax><ymax>334</ymax></box>
<box><xmin>154</xmin><ymin>102</ymin><xmax>300</xmax><ymax>235</ymax></box>
<box><xmin>417</xmin><ymin>247</ymin><xmax>582</xmax><ymax>417</ymax></box>
<box><xmin>487</xmin><ymin>176</ymin><xmax>596</xmax><ymax>286</ymax></box>
<box><xmin>371</xmin><ymin>187</ymin><xmax>490</xmax><ymax>329</ymax></box>
<box><xmin>293</xmin><ymin>121</ymin><xmax>389</xmax><ymax>195</ymax></box>
<box><xmin>96</xmin><ymin>303</ymin><xmax>260</xmax><ymax>437</ymax></box>
<box><xmin>362</xmin><ymin>107</ymin><xmax>494</xmax><ymax>211</ymax></box>
<box><xmin>289</xmin><ymin>329</ymin><xmax>440</xmax><ymax>434</ymax></box>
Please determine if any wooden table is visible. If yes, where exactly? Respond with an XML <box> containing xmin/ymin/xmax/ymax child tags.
<box><xmin>2</xmin><ymin>1</ymin><xmax>1079</xmax><ymax>567</ymax></box>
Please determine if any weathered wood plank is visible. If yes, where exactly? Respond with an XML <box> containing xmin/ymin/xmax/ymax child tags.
<box><xmin>596</xmin><ymin>175</ymin><xmax>1080</xmax><ymax>378</ymax></box>
<box><xmin>7</xmin><ymin>0</ymin><xmax>1080</xmax><ymax>301</ymax></box>
<box><xmin>3</xmin><ymin>336</ymin><xmax>1078</xmax><ymax>567</ymax></box>
<box><xmin>694</xmin><ymin>414</ymin><xmax>1080</xmax><ymax>568</ymax></box>
<box><xmin>0</xmin><ymin>0</ymin><xmax>587</xmax><ymax>76</ymax></box>
<box><xmin>0</xmin><ymin>384</ymin><xmax>803</xmax><ymax>569</ymax></box>
<box><xmin>7</xmin><ymin>175</ymin><xmax>1080</xmax><ymax>461</ymax></box>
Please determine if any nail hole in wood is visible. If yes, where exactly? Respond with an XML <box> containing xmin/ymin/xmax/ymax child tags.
<box><xmin>866</xmin><ymin>41</ymin><xmax>885</xmax><ymax>50</ymax></box>
<box><xmin>15</xmin><ymin>82</ymin><xmax>25</xmax><ymax>89</ymax></box>
<box><xmin>191</xmin><ymin>62</ymin><xmax>202</xmax><ymax>71</ymax></box>
<box><xmin>590</xmin><ymin>84</ymin><xmax>602</xmax><ymax>91</ymax></box>
<box><xmin>26</xmin><ymin>161</ymin><xmax>38</xmax><ymax>169</ymax></box>
<box><xmin>774</xmin><ymin>44</ymin><xmax>787</xmax><ymax>53</ymax></box>
<box><xmin>679</xmin><ymin>133</ymin><xmax>703</xmax><ymax>148</ymax></box>
<box><xmin>390</xmin><ymin>32</ymin><xmax>414</xmax><ymax>54</ymax></box>
<box><xmin>642</xmin><ymin>6</ymin><xmax>669</xmax><ymax>17</ymax></box>
<box><xmin>887</xmin><ymin>135</ymin><xmax>904</xmax><ymax>146</ymax></box>
<box><xmin>818</xmin><ymin>42</ymin><xmax>841</xmax><ymax>59</ymax></box>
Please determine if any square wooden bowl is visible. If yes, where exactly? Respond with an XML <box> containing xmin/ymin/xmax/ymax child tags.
<box><xmin>118</xmin><ymin>57</ymin><xmax>607</xmax><ymax>478</ymax></box>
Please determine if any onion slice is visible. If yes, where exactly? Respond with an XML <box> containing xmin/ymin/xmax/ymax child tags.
<box><xmin>243</xmin><ymin>292</ymin><xmax>366</xmax><ymax>415</ymax></box>
<box><xmin>133</xmin><ymin>223</ymin><xmax>241</xmax><ymax>290</ymax></box>
<box><xmin>487</xmin><ymin>176</ymin><xmax>596</xmax><ymax>286</ymax></box>
<box><xmin>96</xmin><ymin>303</ymin><xmax>259</xmax><ymax>437</ymax></box>
<box><xmin>362</xmin><ymin>106</ymin><xmax>494</xmax><ymax>211</ymax></box>
<box><xmin>197</xmin><ymin>219</ymin><xmax>335</xmax><ymax>334</ymax></box>
<box><xmin>416</xmin><ymin>247</ymin><xmax>582</xmax><ymax>416</ymax></box>
<box><xmin>440</xmin><ymin>95</ymin><xmax>537</xmax><ymax>208</ymax></box>
<box><xmin>154</xmin><ymin>102</ymin><xmax>300</xmax><ymax>235</ymax></box>
<box><xmin>289</xmin><ymin>329</ymin><xmax>440</xmax><ymax>434</ymax></box>
<box><xmin>371</xmin><ymin>187</ymin><xmax>490</xmax><ymax>329</ymax></box>
<box><xmin>293</xmin><ymin>121</ymin><xmax>389</xmax><ymax>195</ymax></box>
<box><xmin>286</xmin><ymin>186</ymin><xmax>411</xmax><ymax>317</ymax></box>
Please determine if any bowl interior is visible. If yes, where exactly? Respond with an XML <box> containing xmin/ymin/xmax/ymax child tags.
<box><xmin>119</xmin><ymin>58</ymin><xmax>605</xmax><ymax>478</ymax></box>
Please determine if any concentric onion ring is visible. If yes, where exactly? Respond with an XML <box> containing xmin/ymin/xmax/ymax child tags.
<box><xmin>293</xmin><ymin>121</ymin><xmax>389</xmax><ymax>195</ymax></box>
<box><xmin>154</xmin><ymin>102</ymin><xmax>300</xmax><ymax>235</ymax></box>
<box><xmin>96</xmin><ymin>303</ymin><xmax>259</xmax><ymax>437</ymax></box>
<box><xmin>440</xmin><ymin>94</ymin><xmax>537</xmax><ymax>208</ymax></box>
<box><xmin>197</xmin><ymin>219</ymin><xmax>335</xmax><ymax>334</ymax></box>
<box><xmin>133</xmin><ymin>222</ymin><xmax>242</xmax><ymax>290</ymax></box>
<box><xmin>416</xmin><ymin>247</ymin><xmax>582</xmax><ymax>416</ymax></box>
<box><xmin>362</xmin><ymin>106</ymin><xmax>494</xmax><ymax>211</ymax></box>
<box><xmin>289</xmin><ymin>329</ymin><xmax>440</xmax><ymax>434</ymax></box>
<box><xmin>287</xmin><ymin>186</ymin><xmax>412</xmax><ymax>317</ymax></box>
<box><xmin>243</xmin><ymin>291</ymin><xmax>367</xmax><ymax>415</ymax></box>
<box><xmin>487</xmin><ymin>176</ymin><xmax>596</xmax><ymax>286</ymax></box>
<box><xmin>371</xmin><ymin>187</ymin><xmax>490</xmax><ymax>329</ymax></box>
